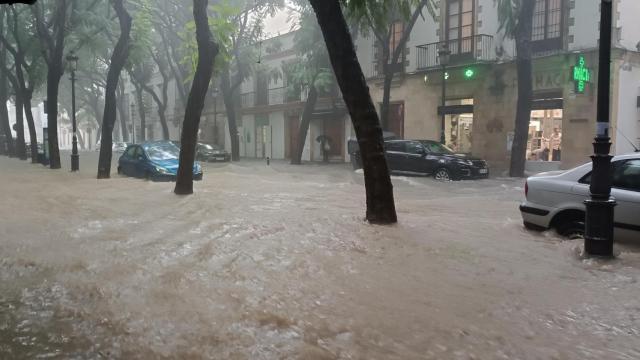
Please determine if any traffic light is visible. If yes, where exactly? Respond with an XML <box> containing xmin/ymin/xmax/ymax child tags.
<box><xmin>464</xmin><ymin>67</ymin><xmax>475</xmax><ymax>79</ymax></box>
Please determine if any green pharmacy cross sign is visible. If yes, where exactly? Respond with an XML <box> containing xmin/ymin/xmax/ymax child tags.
<box><xmin>572</xmin><ymin>55</ymin><xmax>591</xmax><ymax>93</ymax></box>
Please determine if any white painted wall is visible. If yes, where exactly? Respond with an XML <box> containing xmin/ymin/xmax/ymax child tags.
<box><xmin>615</xmin><ymin>63</ymin><xmax>640</xmax><ymax>154</ymax></box>
<box><xmin>405</xmin><ymin>6</ymin><xmax>439</xmax><ymax>73</ymax></box>
<box><xmin>354</xmin><ymin>33</ymin><xmax>374</xmax><ymax>78</ymax></box>
<box><xmin>617</xmin><ymin>0</ymin><xmax>640</xmax><ymax>51</ymax></box>
<box><xmin>568</xmin><ymin>1</ymin><xmax>600</xmax><ymax>51</ymax></box>
<box><xmin>242</xmin><ymin>114</ymin><xmax>255</xmax><ymax>157</ymax></box>
<box><xmin>7</xmin><ymin>101</ymin><xmax>46</xmax><ymax>145</ymax></box>
<box><xmin>270</xmin><ymin>112</ymin><xmax>285</xmax><ymax>159</ymax></box>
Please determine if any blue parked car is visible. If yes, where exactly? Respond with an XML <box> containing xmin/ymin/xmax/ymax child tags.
<box><xmin>117</xmin><ymin>141</ymin><xmax>203</xmax><ymax>181</ymax></box>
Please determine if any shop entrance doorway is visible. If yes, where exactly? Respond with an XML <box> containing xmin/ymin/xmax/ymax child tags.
<box><xmin>527</xmin><ymin>109</ymin><xmax>563</xmax><ymax>162</ymax></box>
<box><xmin>443</xmin><ymin>98</ymin><xmax>474</xmax><ymax>153</ymax></box>
<box><xmin>255</xmin><ymin>115</ymin><xmax>271</xmax><ymax>159</ymax></box>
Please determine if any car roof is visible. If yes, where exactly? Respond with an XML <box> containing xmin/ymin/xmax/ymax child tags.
<box><xmin>140</xmin><ymin>141</ymin><xmax>176</xmax><ymax>148</ymax></box>
<box><xmin>612</xmin><ymin>153</ymin><xmax>640</xmax><ymax>161</ymax></box>
<box><xmin>531</xmin><ymin>152</ymin><xmax>640</xmax><ymax>181</ymax></box>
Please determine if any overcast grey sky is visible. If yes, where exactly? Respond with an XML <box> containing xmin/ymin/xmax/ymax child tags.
<box><xmin>263</xmin><ymin>5</ymin><xmax>297</xmax><ymax>36</ymax></box>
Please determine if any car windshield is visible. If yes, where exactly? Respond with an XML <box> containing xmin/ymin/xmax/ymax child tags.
<box><xmin>145</xmin><ymin>144</ymin><xmax>179</xmax><ymax>161</ymax></box>
<box><xmin>420</xmin><ymin>141</ymin><xmax>454</xmax><ymax>154</ymax></box>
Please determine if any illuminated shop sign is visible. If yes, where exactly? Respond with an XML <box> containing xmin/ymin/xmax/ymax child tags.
<box><xmin>572</xmin><ymin>55</ymin><xmax>591</xmax><ymax>94</ymax></box>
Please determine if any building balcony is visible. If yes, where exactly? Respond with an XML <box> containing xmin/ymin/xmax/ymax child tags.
<box><xmin>416</xmin><ymin>34</ymin><xmax>495</xmax><ymax>70</ymax></box>
<box><xmin>240</xmin><ymin>87</ymin><xmax>302</xmax><ymax>109</ymax></box>
<box><xmin>241</xmin><ymin>92</ymin><xmax>255</xmax><ymax>108</ymax></box>
<box><xmin>239</xmin><ymin>86</ymin><xmax>344</xmax><ymax>111</ymax></box>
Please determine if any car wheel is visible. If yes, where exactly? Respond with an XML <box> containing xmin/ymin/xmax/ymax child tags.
<box><xmin>557</xmin><ymin>220</ymin><xmax>585</xmax><ymax>240</ymax></box>
<box><xmin>434</xmin><ymin>168</ymin><xmax>451</xmax><ymax>181</ymax></box>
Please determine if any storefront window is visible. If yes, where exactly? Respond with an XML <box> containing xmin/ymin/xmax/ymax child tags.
<box><xmin>527</xmin><ymin>109</ymin><xmax>562</xmax><ymax>162</ymax></box>
<box><xmin>444</xmin><ymin>98</ymin><xmax>474</xmax><ymax>154</ymax></box>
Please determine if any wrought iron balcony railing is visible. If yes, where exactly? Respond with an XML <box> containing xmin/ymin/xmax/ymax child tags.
<box><xmin>416</xmin><ymin>34</ymin><xmax>495</xmax><ymax>70</ymax></box>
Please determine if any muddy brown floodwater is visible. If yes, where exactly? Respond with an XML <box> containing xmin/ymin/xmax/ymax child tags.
<box><xmin>1</xmin><ymin>153</ymin><xmax>639</xmax><ymax>359</ymax></box>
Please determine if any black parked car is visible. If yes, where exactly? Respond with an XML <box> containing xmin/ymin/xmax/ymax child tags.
<box><xmin>348</xmin><ymin>131</ymin><xmax>398</xmax><ymax>170</ymax></box>
<box><xmin>351</xmin><ymin>139</ymin><xmax>489</xmax><ymax>181</ymax></box>
<box><xmin>196</xmin><ymin>143</ymin><xmax>230</xmax><ymax>162</ymax></box>
<box><xmin>384</xmin><ymin>140</ymin><xmax>488</xmax><ymax>180</ymax></box>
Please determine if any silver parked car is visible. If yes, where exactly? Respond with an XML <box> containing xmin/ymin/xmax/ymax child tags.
<box><xmin>520</xmin><ymin>153</ymin><xmax>640</xmax><ymax>241</ymax></box>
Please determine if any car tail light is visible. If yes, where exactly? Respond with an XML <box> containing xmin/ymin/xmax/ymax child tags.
<box><xmin>525</xmin><ymin>181</ymin><xmax>529</xmax><ymax>198</ymax></box>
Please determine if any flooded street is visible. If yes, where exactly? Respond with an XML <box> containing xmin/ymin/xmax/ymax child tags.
<box><xmin>1</xmin><ymin>153</ymin><xmax>639</xmax><ymax>359</ymax></box>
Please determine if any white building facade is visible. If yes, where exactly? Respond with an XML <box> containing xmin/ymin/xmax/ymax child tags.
<box><xmin>354</xmin><ymin>0</ymin><xmax>640</xmax><ymax>171</ymax></box>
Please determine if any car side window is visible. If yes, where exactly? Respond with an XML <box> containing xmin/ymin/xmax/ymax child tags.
<box><xmin>579</xmin><ymin>160</ymin><xmax>640</xmax><ymax>191</ymax></box>
<box><xmin>124</xmin><ymin>146</ymin><xmax>136</xmax><ymax>158</ymax></box>
<box><xmin>406</xmin><ymin>142</ymin><xmax>424</xmax><ymax>155</ymax></box>
<box><xmin>612</xmin><ymin>160</ymin><xmax>640</xmax><ymax>192</ymax></box>
<box><xmin>423</xmin><ymin>142</ymin><xmax>442</xmax><ymax>153</ymax></box>
<box><xmin>134</xmin><ymin>147</ymin><xmax>145</xmax><ymax>160</ymax></box>
<box><xmin>385</xmin><ymin>142</ymin><xmax>405</xmax><ymax>153</ymax></box>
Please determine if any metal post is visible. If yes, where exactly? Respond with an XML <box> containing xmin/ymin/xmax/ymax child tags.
<box><xmin>70</xmin><ymin>65</ymin><xmax>79</xmax><ymax>171</ymax></box>
<box><xmin>584</xmin><ymin>0</ymin><xmax>616</xmax><ymax>257</ymax></box>
<box><xmin>441</xmin><ymin>63</ymin><xmax>447</xmax><ymax>145</ymax></box>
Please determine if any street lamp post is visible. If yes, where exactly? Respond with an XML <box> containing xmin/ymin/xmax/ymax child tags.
<box><xmin>438</xmin><ymin>44</ymin><xmax>451</xmax><ymax>145</ymax></box>
<box><xmin>584</xmin><ymin>0</ymin><xmax>616</xmax><ymax>256</ymax></box>
<box><xmin>67</xmin><ymin>52</ymin><xmax>79</xmax><ymax>172</ymax></box>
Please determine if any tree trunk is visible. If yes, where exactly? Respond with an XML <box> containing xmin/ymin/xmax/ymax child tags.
<box><xmin>13</xmin><ymin>94</ymin><xmax>27</xmax><ymax>160</ymax></box>
<box><xmin>509</xmin><ymin>0</ymin><xmax>535</xmax><ymax>177</ymax></box>
<box><xmin>291</xmin><ymin>85</ymin><xmax>318</xmax><ymax>165</ymax></box>
<box><xmin>116</xmin><ymin>81</ymin><xmax>129</xmax><ymax>142</ymax></box>
<box><xmin>32</xmin><ymin>0</ymin><xmax>68</xmax><ymax>169</ymax></box>
<box><xmin>45</xmin><ymin>65</ymin><xmax>64</xmax><ymax>169</ymax></box>
<box><xmin>134</xmin><ymin>85</ymin><xmax>146</xmax><ymax>142</ymax></box>
<box><xmin>150</xmin><ymin>51</ymin><xmax>171</xmax><ymax>140</ymax></box>
<box><xmin>309</xmin><ymin>0</ymin><xmax>397</xmax><ymax>224</ymax></box>
<box><xmin>6</xmin><ymin>71</ymin><xmax>26</xmax><ymax>159</ymax></box>
<box><xmin>0</xmin><ymin>50</ymin><xmax>13</xmax><ymax>156</ymax></box>
<box><xmin>174</xmin><ymin>0</ymin><xmax>219</xmax><ymax>195</ymax></box>
<box><xmin>380</xmin><ymin>71</ymin><xmax>393</xmax><ymax>131</ymax></box>
<box><xmin>142</xmin><ymin>83</ymin><xmax>170</xmax><ymax>140</ymax></box>
<box><xmin>221</xmin><ymin>69</ymin><xmax>240</xmax><ymax>161</ymax></box>
<box><xmin>0</xmin><ymin>85</ymin><xmax>12</xmax><ymax>156</ymax></box>
<box><xmin>3</xmin><ymin>7</ymin><xmax>37</xmax><ymax>163</ymax></box>
<box><xmin>92</xmin><ymin>98</ymin><xmax>103</xmax><ymax>145</ymax></box>
<box><xmin>23</xmin><ymin>91</ymin><xmax>39</xmax><ymax>163</ymax></box>
<box><xmin>97</xmin><ymin>0</ymin><xmax>132</xmax><ymax>179</ymax></box>
<box><xmin>76</xmin><ymin>128</ymin><xmax>85</xmax><ymax>150</ymax></box>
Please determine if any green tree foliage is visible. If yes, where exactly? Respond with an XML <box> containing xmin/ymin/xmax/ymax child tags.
<box><xmin>343</xmin><ymin>0</ymin><xmax>436</xmax><ymax>129</ymax></box>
